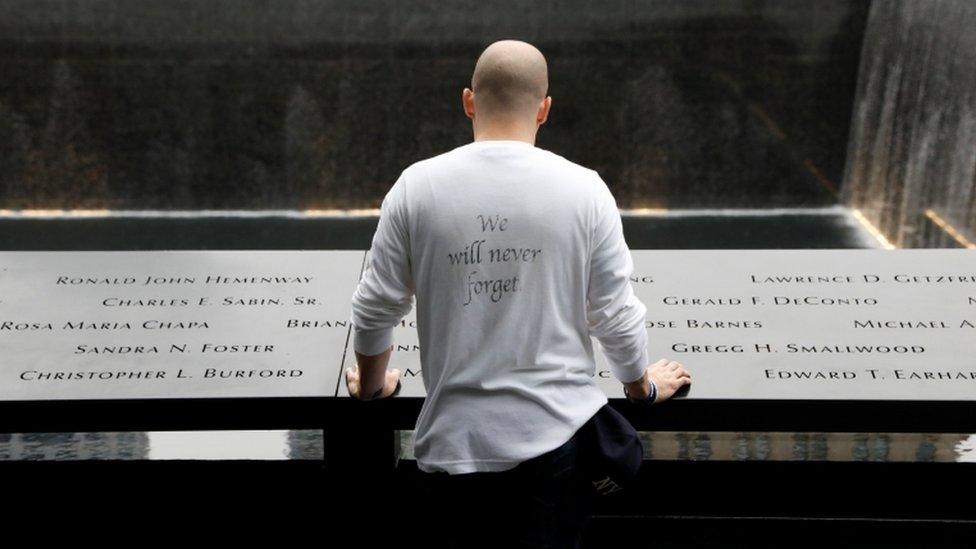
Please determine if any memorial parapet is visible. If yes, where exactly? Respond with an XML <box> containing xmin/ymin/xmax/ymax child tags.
<box><xmin>1</xmin><ymin>249</ymin><xmax>974</xmax><ymax>433</ymax></box>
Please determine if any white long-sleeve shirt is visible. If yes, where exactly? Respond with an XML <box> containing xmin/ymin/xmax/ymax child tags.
<box><xmin>349</xmin><ymin>139</ymin><xmax>649</xmax><ymax>474</ymax></box>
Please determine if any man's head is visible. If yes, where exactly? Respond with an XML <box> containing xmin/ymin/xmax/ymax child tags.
<box><xmin>463</xmin><ymin>40</ymin><xmax>551</xmax><ymax>136</ymax></box>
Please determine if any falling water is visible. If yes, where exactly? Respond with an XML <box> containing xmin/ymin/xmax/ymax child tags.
<box><xmin>842</xmin><ymin>0</ymin><xmax>976</xmax><ymax>248</ymax></box>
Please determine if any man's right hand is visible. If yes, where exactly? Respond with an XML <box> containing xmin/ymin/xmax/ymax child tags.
<box><xmin>623</xmin><ymin>358</ymin><xmax>692</xmax><ymax>403</ymax></box>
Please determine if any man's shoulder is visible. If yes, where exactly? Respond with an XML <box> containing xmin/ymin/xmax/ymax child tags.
<box><xmin>403</xmin><ymin>146</ymin><xmax>463</xmax><ymax>174</ymax></box>
<box><xmin>534</xmin><ymin>149</ymin><xmax>604</xmax><ymax>197</ymax></box>
<box><xmin>401</xmin><ymin>158</ymin><xmax>430</xmax><ymax>177</ymax></box>
<box><xmin>538</xmin><ymin>148</ymin><xmax>600</xmax><ymax>180</ymax></box>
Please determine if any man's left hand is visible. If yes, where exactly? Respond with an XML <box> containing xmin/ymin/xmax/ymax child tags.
<box><xmin>345</xmin><ymin>365</ymin><xmax>402</xmax><ymax>401</ymax></box>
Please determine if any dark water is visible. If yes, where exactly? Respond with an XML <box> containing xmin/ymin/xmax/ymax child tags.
<box><xmin>0</xmin><ymin>207</ymin><xmax>877</xmax><ymax>250</ymax></box>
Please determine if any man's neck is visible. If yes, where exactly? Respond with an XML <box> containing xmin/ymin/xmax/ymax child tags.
<box><xmin>472</xmin><ymin>125</ymin><xmax>537</xmax><ymax>146</ymax></box>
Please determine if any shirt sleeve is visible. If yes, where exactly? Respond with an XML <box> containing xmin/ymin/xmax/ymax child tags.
<box><xmin>586</xmin><ymin>172</ymin><xmax>650</xmax><ymax>384</ymax></box>
<box><xmin>349</xmin><ymin>170</ymin><xmax>416</xmax><ymax>356</ymax></box>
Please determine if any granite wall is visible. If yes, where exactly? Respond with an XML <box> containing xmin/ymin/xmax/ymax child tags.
<box><xmin>0</xmin><ymin>0</ymin><xmax>869</xmax><ymax>210</ymax></box>
<box><xmin>841</xmin><ymin>0</ymin><xmax>976</xmax><ymax>248</ymax></box>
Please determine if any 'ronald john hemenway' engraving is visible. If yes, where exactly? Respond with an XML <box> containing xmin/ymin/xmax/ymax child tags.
<box><xmin>55</xmin><ymin>275</ymin><xmax>316</xmax><ymax>285</ymax></box>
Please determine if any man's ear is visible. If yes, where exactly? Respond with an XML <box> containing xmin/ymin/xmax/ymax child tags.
<box><xmin>462</xmin><ymin>88</ymin><xmax>475</xmax><ymax>120</ymax></box>
<box><xmin>537</xmin><ymin>96</ymin><xmax>551</xmax><ymax>125</ymax></box>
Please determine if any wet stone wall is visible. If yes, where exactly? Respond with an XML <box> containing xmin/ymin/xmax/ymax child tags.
<box><xmin>0</xmin><ymin>0</ymin><xmax>868</xmax><ymax>210</ymax></box>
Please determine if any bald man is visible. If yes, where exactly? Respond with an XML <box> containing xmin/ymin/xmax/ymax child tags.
<box><xmin>346</xmin><ymin>39</ymin><xmax>692</xmax><ymax>547</ymax></box>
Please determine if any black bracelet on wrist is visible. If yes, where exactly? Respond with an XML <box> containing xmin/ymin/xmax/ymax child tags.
<box><xmin>624</xmin><ymin>379</ymin><xmax>656</xmax><ymax>405</ymax></box>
